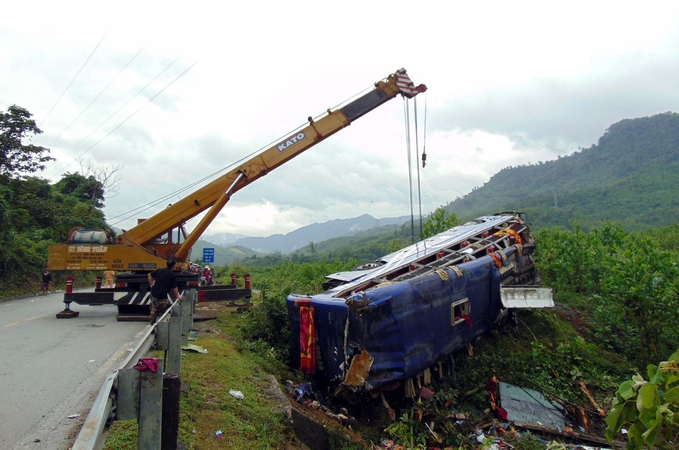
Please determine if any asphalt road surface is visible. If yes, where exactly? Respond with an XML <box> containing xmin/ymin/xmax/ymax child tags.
<box><xmin>0</xmin><ymin>291</ymin><xmax>148</xmax><ymax>449</ymax></box>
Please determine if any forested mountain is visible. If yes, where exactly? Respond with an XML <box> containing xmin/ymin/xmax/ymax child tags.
<box><xmin>445</xmin><ymin>112</ymin><xmax>679</xmax><ymax>230</ymax></box>
<box><xmin>4</xmin><ymin>103</ymin><xmax>679</xmax><ymax>295</ymax></box>
<box><xmin>190</xmin><ymin>239</ymin><xmax>266</xmax><ymax>266</ymax></box>
<box><xmin>0</xmin><ymin>106</ymin><xmax>109</xmax><ymax>294</ymax></box>
<box><xmin>223</xmin><ymin>214</ymin><xmax>410</xmax><ymax>254</ymax></box>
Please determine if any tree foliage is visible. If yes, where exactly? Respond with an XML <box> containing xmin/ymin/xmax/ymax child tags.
<box><xmin>55</xmin><ymin>172</ymin><xmax>106</xmax><ymax>208</ymax></box>
<box><xmin>421</xmin><ymin>207</ymin><xmax>460</xmax><ymax>239</ymax></box>
<box><xmin>0</xmin><ymin>106</ymin><xmax>109</xmax><ymax>293</ymax></box>
<box><xmin>0</xmin><ymin>105</ymin><xmax>54</xmax><ymax>179</ymax></box>
<box><xmin>536</xmin><ymin>223</ymin><xmax>679</xmax><ymax>368</ymax></box>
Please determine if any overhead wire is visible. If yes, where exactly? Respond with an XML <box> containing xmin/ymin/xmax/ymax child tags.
<box><xmin>39</xmin><ymin>31</ymin><xmax>108</xmax><ymax>128</ymax></box>
<box><xmin>47</xmin><ymin>45</ymin><xmax>146</xmax><ymax>150</ymax></box>
<box><xmin>108</xmin><ymin>78</ymin><xmax>391</xmax><ymax>228</ymax></box>
<box><xmin>76</xmin><ymin>60</ymin><xmax>199</xmax><ymax>159</ymax></box>
<box><xmin>107</xmin><ymin>75</ymin><xmax>402</xmax><ymax>229</ymax></box>
<box><xmin>46</xmin><ymin>57</ymin><xmax>189</xmax><ymax>179</ymax></box>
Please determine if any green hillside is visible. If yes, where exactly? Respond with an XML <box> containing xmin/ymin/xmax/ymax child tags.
<box><xmin>445</xmin><ymin>112</ymin><xmax>679</xmax><ymax>230</ymax></box>
<box><xmin>190</xmin><ymin>239</ymin><xmax>266</xmax><ymax>266</ymax></box>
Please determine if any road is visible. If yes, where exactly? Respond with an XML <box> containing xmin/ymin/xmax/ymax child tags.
<box><xmin>0</xmin><ymin>291</ymin><xmax>148</xmax><ymax>449</ymax></box>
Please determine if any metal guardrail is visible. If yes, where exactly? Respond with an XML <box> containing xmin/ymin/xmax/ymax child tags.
<box><xmin>72</xmin><ymin>288</ymin><xmax>197</xmax><ymax>450</ymax></box>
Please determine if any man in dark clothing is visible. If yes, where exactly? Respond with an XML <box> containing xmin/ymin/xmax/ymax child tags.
<box><xmin>42</xmin><ymin>269</ymin><xmax>52</xmax><ymax>295</ymax></box>
<box><xmin>147</xmin><ymin>258</ymin><xmax>183</xmax><ymax>324</ymax></box>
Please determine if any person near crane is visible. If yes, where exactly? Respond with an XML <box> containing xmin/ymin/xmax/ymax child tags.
<box><xmin>104</xmin><ymin>270</ymin><xmax>115</xmax><ymax>288</ymax></box>
<box><xmin>147</xmin><ymin>258</ymin><xmax>184</xmax><ymax>323</ymax></box>
<box><xmin>202</xmin><ymin>265</ymin><xmax>213</xmax><ymax>286</ymax></box>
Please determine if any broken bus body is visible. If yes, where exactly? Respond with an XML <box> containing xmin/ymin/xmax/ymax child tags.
<box><xmin>286</xmin><ymin>212</ymin><xmax>553</xmax><ymax>396</ymax></box>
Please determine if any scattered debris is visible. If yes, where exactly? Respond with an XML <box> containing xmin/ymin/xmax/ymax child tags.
<box><xmin>215</xmin><ymin>430</ymin><xmax>223</xmax><ymax>438</ymax></box>
<box><xmin>229</xmin><ymin>390</ymin><xmax>244</xmax><ymax>400</ymax></box>
<box><xmin>67</xmin><ymin>414</ymin><xmax>81</xmax><ymax>419</ymax></box>
<box><xmin>344</xmin><ymin>350</ymin><xmax>373</xmax><ymax>387</ymax></box>
<box><xmin>499</xmin><ymin>381</ymin><xmax>565</xmax><ymax>430</ymax></box>
<box><xmin>419</xmin><ymin>386</ymin><xmax>434</xmax><ymax>400</ymax></box>
<box><xmin>133</xmin><ymin>358</ymin><xmax>159</xmax><ymax>373</ymax></box>
<box><xmin>373</xmin><ymin>440</ymin><xmax>396</xmax><ymax>450</ymax></box>
<box><xmin>182</xmin><ymin>344</ymin><xmax>208</xmax><ymax>354</ymax></box>
<box><xmin>579</xmin><ymin>381</ymin><xmax>606</xmax><ymax>416</ymax></box>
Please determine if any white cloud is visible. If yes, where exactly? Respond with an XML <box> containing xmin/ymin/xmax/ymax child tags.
<box><xmin>3</xmin><ymin>1</ymin><xmax>679</xmax><ymax>237</ymax></box>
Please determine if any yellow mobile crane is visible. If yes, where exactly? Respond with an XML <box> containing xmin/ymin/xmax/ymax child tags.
<box><xmin>47</xmin><ymin>68</ymin><xmax>427</xmax><ymax>319</ymax></box>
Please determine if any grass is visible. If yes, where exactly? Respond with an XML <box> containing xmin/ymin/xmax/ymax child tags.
<box><xmin>105</xmin><ymin>307</ymin><xmax>303</xmax><ymax>449</ymax></box>
<box><xmin>105</xmin><ymin>297</ymin><xmax>635</xmax><ymax>449</ymax></box>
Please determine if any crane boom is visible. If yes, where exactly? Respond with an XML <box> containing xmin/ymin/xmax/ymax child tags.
<box><xmin>47</xmin><ymin>69</ymin><xmax>426</xmax><ymax>272</ymax></box>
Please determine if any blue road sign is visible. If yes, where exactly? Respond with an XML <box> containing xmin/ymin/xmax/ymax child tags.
<box><xmin>203</xmin><ymin>248</ymin><xmax>215</xmax><ymax>263</ymax></box>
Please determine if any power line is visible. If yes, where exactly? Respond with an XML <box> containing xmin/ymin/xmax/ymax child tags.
<box><xmin>109</xmin><ymin>77</ymin><xmax>376</xmax><ymax>227</ymax></box>
<box><xmin>39</xmin><ymin>31</ymin><xmax>108</xmax><ymax>128</ymax></box>
<box><xmin>47</xmin><ymin>45</ymin><xmax>146</xmax><ymax>149</ymax></box>
<box><xmin>46</xmin><ymin>56</ymin><xmax>182</xmax><ymax>179</ymax></box>
<box><xmin>74</xmin><ymin>60</ymin><xmax>199</xmax><ymax>161</ymax></box>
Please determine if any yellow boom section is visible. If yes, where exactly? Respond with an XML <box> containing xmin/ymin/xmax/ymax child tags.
<box><xmin>47</xmin><ymin>69</ymin><xmax>426</xmax><ymax>271</ymax></box>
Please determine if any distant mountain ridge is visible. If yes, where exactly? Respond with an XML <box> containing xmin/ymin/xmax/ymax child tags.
<box><xmin>202</xmin><ymin>214</ymin><xmax>409</xmax><ymax>254</ymax></box>
<box><xmin>445</xmin><ymin>112</ymin><xmax>679</xmax><ymax>231</ymax></box>
<box><xmin>199</xmin><ymin>112</ymin><xmax>679</xmax><ymax>261</ymax></box>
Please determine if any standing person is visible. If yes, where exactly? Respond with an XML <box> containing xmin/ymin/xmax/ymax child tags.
<box><xmin>202</xmin><ymin>265</ymin><xmax>212</xmax><ymax>286</ymax></box>
<box><xmin>41</xmin><ymin>268</ymin><xmax>52</xmax><ymax>295</ymax></box>
<box><xmin>104</xmin><ymin>270</ymin><xmax>115</xmax><ymax>288</ymax></box>
<box><xmin>147</xmin><ymin>258</ymin><xmax>183</xmax><ymax>324</ymax></box>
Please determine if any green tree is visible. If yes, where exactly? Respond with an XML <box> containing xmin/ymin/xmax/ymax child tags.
<box><xmin>536</xmin><ymin>223</ymin><xmax>679</xmax><ymax>367</ymax></box>
<box><xmin>594</xmin><ymin>238</ymin><xmax>679</xmax><ymax>367</ymax></box>
<box><xmin>0</xmin><ymin>105</ymin><xmax>54</xmax><ymax>179</ymax></box>
<box><xmin>54</xmin><ymin>172</ymin><xmax>105</xmax><ymax>208</ymax></box>
<box><xmin>422</xmin><ymin>207</ymin><xmax>460</xmax><ymax>239</ymax></box>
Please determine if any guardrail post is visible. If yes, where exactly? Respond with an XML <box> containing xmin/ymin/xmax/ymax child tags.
<box><xmin>156</xmin><ymin>321</ymin><xmax>169</xmax><ymax>351</ymax></box>
<box><xmin>138</xmin><ymin>359</ymin><xmax>164</xmax><ymax>449</ymax></box>
<box><xmin>167</xmin><ymin>317</ymin><xmax>182</xmax><ymax>374</ymax></box>
<box><xmin>180</xmin><ymin>289</ymin><xmax>194</xmax><ymax>346</ymax></box>
<box><xmin>116</xmin><ymin>368</ymin><xmax>140</xmax><ymax>420</ymax></box>
<box><xmin>162</xmin><ymin>372</ymin><xmax>181</xmax><ymax>449</ymax></box>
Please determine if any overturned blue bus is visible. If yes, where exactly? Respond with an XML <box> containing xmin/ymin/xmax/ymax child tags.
<box><xmin>286</xmin><ymin>212</ymin><xmax>553</xmax><ymax>398</ymax></box>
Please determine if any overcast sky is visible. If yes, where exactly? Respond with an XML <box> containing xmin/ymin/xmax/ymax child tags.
<box><xmin>2</xmin><ymin>1</ymin><xmax>679</xmax><ymax>238</ymax></box>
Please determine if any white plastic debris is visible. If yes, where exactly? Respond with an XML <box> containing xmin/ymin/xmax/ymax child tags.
<box><xmin>229</xmin><ymin>389</ymin><xmax>244</xmax><ymax>400</ymax></box>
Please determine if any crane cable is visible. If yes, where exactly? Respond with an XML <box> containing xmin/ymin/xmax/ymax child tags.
<box><xmin>403</xmin><ymin>97</ymin><xmax>415</xmax><ymax>244</ymax></box>
<box><xmin>414</xmin><ymin>96</ymin><xmax>423</xmax><ymax>238</ymax></box>
<box><xmin>422</xmin><ymin>92</ymin><xmax>428</xmax><ymax>168</ymax></box>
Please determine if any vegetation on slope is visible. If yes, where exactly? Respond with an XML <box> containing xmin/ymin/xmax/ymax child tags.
<box><xmin>445</xmin><ymin>112</ymin><xmax>679</xmax><ymax>231</ymax></box>
<box><xmin>205</xmin><ymin>218</ymin><xmax>679</xmax><ymax>448</ymax></box>
<box><xmin>0</xmin><ymin>105</ymin><xmax>108</xmax><ymax>297</ymax></box>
